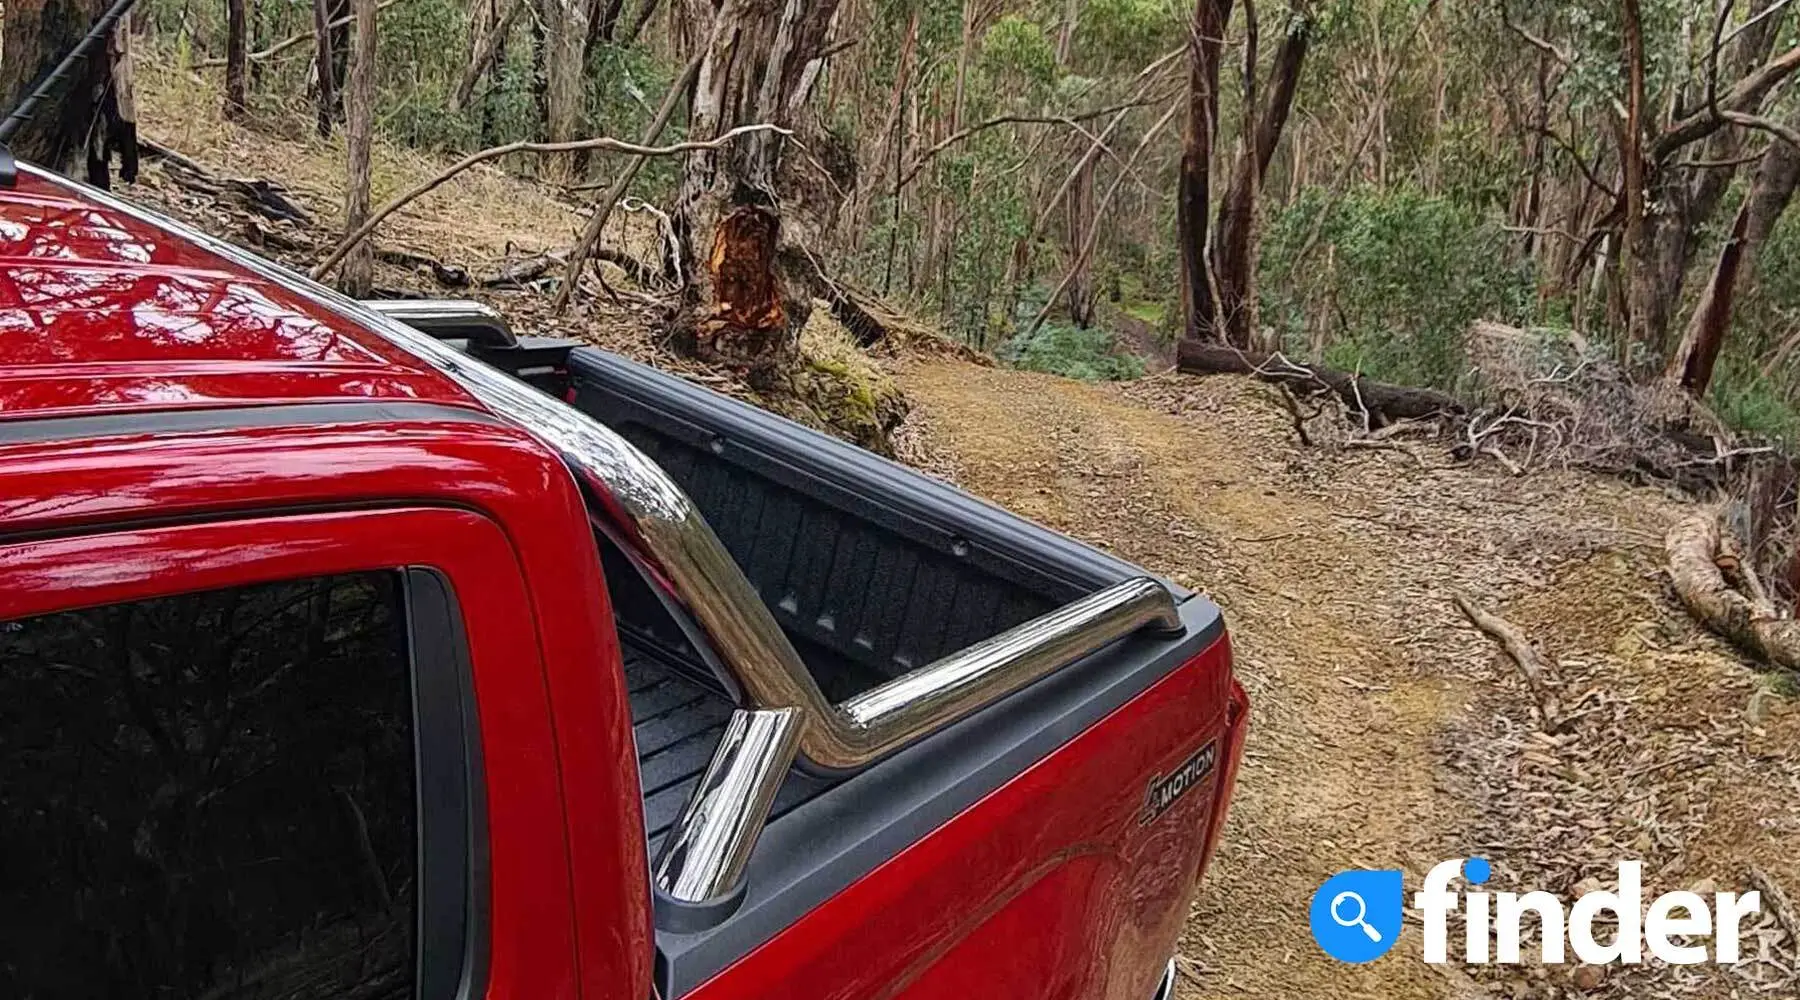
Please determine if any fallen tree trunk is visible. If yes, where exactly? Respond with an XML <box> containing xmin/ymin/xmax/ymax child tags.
<box><xmin>1666</xmin><ymin>511</ymin><xmax>1800</xmax><ymax>671</ymax></box>
<box><xmin>1177</xmin><ymin>341</ymin><xmax>1465</xmax><ymax>421</ymax></box>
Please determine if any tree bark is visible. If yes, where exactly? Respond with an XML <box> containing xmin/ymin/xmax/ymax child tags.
<box><xmin>594</xmin><ymin>0</ymin><xmax>627</xmax><ymax>44</ymax></box>
<box><xmin>1666</xmin><ymin>511</ymin><xmax>1800</xmax><ymax>671</ymax></box>
<box><xmin>1666</xmin><ymin>101</ymin><xmax>1800</xmax><ymax>396</ymax></box>
<box><xmin>622</xmin><ymin>0</ymin><xmax>662</xmax><ymax>44</ymax></box>
<box><xmin>452</xmin><ymin>0</ymin><xmax>518</xmax><ymax>113</ymax></box>
<box><xmin>1740</xmin><ymin>123</ymin><xmax>1800</xmax><ymax>289</ymax></box>
<box><xmin>540</xmin><ymin>0</ymin><xmax>591</xmax><ymax>182</ymax></box>
<box><xmin>225</xmin><ymin>0</ymin><xmax>249</xmax><ymax>118</ymax></box>
<box><xmin>1620</xmin><ymin>0</ymin><xmax>1652</xmax><ymax>362</ymax></box>
<box><xmin>0</xmin><ymin>0</ymin><xmax>112</xmax><ymax>174</ymax></box>
<box><xmin>1211</xmin><ymin>0</ymin><xmax>1257</xmax><ymax>347</ymax></box>
<box><xmin>312</xmin><ymin>0</ymin><xmax>338</xmax><ymax>136</ymax></box>
<box><xmin>341</xmin><ymin>0</ymin><xmax>378</xmax><ymax>297</ymax></box>
<box><xmin>674</xmin><ymin>0</ymin><xmax>846</xmax><ymax>380</ymax></box>
<box><xmin>1063</xmin><ymin>157</ymin><xmax>1097</xmax><ymax>327</ymax></box>
<box><xmin>1633</xmin><ymin>0</ymin><xmax>1786</xmax><ymax>365</ymax></box>
<box><xmin>1176</xmin><ymin>0</ymin><xmax>1234</xmax><ymax>345</ymax></box>
<box><xmin>1667</xmin><ymin>200</ymin><xmax>1748</xmax><ymax>396</ymax></box>
<box><xmin>1213</xmin><ymin>2</ymin><xmax>1310</xmax><ymax>350</ymax></box>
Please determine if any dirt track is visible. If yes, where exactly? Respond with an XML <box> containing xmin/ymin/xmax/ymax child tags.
<box><xmin>897</xmin><ymin>359</ymin><xmax>1800</xmax><ymax>1000</ymax></box>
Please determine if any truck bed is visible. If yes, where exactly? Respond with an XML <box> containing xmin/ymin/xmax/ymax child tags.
<box><xmin>568</xmin><ymin>349</ymin><xmax>1224</xmax><ymax>996</ymax></box>
<box><xmin>624</xmin><ymin>638</ymin><xmax>832</xmax><ymax>848</ymax></box>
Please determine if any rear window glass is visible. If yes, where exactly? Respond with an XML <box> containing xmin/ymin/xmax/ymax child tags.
<box><xmin>0</xmin><ymin>573</ymin><xmax>417</xmax><ymax>999</ymax></box>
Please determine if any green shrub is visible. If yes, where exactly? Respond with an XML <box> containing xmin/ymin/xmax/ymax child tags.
<box><xmin>1708</xmin><ymin>357</ymin><xmax>1800</xmax><ymax>446</ymax></box>
<box><xmin>998</xmin><ymin>322</ymin><xmax>1146</xmax><ymax>381</ymax></box>
<box><xmin>1259</xmin><ymin>186</ymin><xmax>1533</xmax><ymax>391</ymax></box>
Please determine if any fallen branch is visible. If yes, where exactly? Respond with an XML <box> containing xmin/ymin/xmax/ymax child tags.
<box><xmin>1665</xmin><ymin>511</ymin><xmax>1800</xmax><ymax>671</ymax></box>
<box><xmin>480</xmin><ymin>254</ymin><xmax>554</xmax><ymax>288</ymax></box>
<box><xmin>591</xmin><ymin>246</ymin><xmax>660</xmax><ymax>288</ymax></box>
<box><xmin>1176</xmin><ymin>342</ymin><xmax>1465</xmax><ymax>421</ymax></box>
<box><xmin>310</xmin><ymin>123</ymin><xmax>788</xmax><ymax>280</ymax></box>
<box><xmin>1453</xmin><ymin>593</ymin><xmax>1566</xmax><ymax>732</ymax></box>
<box><xmin>375</xmin><ymin>247</ymin><xmax>469</xmax><ymax>287</ymax></box>
<box><xmin>147</xmin><ymin>143</ymin><xmax>313</xmax><ymax>225</ymax></box>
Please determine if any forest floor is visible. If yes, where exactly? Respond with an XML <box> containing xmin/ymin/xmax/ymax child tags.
<box><xmin>125</xmin><ymin>59</ymin><xmax>1800</xmax><ymax>999</ymax></box>
<box><xmin>897</xmin><ymin>361</ymin><xmax>1800</xmax><ymax>1000</ymax></box>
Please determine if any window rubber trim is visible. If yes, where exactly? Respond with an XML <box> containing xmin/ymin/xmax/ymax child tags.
<box><xmin>404</xmin><ymin>567</ymin><xmax>492</xmax><ymax>1000</ymax></box>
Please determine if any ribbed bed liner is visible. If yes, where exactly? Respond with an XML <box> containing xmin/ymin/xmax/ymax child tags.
<box><xmin>625</xmin><ymin>639</ymin><xmax>835</xmax><ymax>851</ymax></box>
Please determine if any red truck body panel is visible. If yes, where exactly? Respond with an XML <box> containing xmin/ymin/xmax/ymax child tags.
<box><xmin>0</xmin><ymin>166</ymin><xmax>1245</xmax><ymax>999</ymax></box>
<box><xmin>0</xmin><ymin>172</ymin><xmax>474</xmax><ymax>420</ymax></box>
<box><xmin>0</xmin><ymin>416</ymin><xmax>657</xmax><ymax>999</ymax></box>
<box><xmin>686</xmin><ymin>641</ymin><xmax>1246</xmax><ymax>1000</ymax></box>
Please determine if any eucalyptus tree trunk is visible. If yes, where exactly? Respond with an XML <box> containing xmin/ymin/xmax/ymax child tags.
<box><xmin>341</xmin><ymin>0</ymin><xmax>378</xmax><ymax>297</ymax></box>
<box><xmin>538</xmin><ymin>0</ymin><xmax>589</xmax><ymax>181</ymax></box>
<box><xmin>0</xmin><ymin>0</ymin><xmax>112</xmax><ymax>173</ymax></box>
<box><xmin>1667</xmin><ymin>106</ymin><xmax>1800</xmax><ymax>396</ymax></box>
<box><xmin>224</xmin><ymin>0</ymin><xmax>248</xmax><ymax>118</ymax></box>
<box><xmin>311</xmin><ymin>0</ymin><xmax>338</xmax><ymax>136</ymax></box>
<box><xmin>1056</xmin><ymin>0</ymin><xmax>1093</xmax><ymax>328</ymax></box>
<box><xmin>1213</xmin><ymin>3</ymin><xmax>1309</xmax><ymax>349</ymax></box>
<box><xmin>1175</xmin><ymin>0</ymin><xmax>1233</xmax><ymax>344</ymax></box>
<box><xmin>674</xmin><ymin>0</ymin><xmax>844</xmax><ymax>380</ymax></box>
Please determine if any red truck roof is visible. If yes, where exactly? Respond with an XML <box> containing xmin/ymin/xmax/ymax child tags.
<box><xmin>0</xmin><ymin>170</ymin><xmax>476</xmax><ymax>421</ymax></box>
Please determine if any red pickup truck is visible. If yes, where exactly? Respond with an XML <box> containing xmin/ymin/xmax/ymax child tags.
<box><xmin>0</xmin><ymin>162</ymin><xmax>1247</xmax><ymax>1000</ymax></box>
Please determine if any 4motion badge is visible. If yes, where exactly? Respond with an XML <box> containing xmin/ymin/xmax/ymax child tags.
<box><xmin>1140</xmin><ymin>740</ymin><xmax>1217</xmax><ymax>825</ymax></box>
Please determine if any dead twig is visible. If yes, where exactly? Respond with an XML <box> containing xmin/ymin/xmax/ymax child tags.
<box><xmin>1452</xmin><ymin>592</ymin><xmax>1567</xmax><ymax>732</ymax></box>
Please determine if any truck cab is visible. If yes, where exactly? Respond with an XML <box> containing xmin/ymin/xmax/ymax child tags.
<box><xmin>0</xmin><ymin>163</ymin><xmax>1246</xmax><ymax>999</ymax></box>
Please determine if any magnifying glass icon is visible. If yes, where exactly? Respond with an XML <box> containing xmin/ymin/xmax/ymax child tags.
<box><xmin>1331</xmin><ymin>890</ymin><xmax>1382</xmax><ymax>943</ymax></box>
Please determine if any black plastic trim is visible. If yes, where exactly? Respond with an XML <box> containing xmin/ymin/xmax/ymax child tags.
<box><xmin>403</xmin><ymin>568</ymin><xmax>491</xmax><ymax>1000</ymax></box>
<box><xmin>0</xmin><ymin>401</ymin><xmax>503</xmax><ymax>447</ymax></box>
<box><xmin>653</xmin><ymin>597</ymin><xmax>1225</xmax><ymax>997</ymax></box>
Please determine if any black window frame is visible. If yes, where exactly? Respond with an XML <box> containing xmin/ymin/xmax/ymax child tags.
<box><xmin>403</xmin><ymin>567</ymin><xmax>491</xmax><ymax>1000</ymax></box>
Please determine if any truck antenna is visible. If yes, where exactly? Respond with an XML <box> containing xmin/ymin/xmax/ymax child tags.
<box><xmin>0</xmin><ymin>0</ymin><xmax>145</xmax><ymax>189</ymax></box>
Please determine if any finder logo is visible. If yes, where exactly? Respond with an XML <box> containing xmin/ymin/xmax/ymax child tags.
<box><xmin>1312</xmin><ymin>858</ymin><xmax>1763</xmax><ymax>966</ymax></box>
<box><xmin>1308</xmin><ymin>869</ymin><xmax>1404</xmax><ymax>963</ymax></box>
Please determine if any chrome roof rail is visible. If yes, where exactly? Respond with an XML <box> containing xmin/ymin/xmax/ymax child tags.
<box><xmin>34</xmin><ymin>162</ymin><xmax>1186</xmax><ymax>924</ymax></box>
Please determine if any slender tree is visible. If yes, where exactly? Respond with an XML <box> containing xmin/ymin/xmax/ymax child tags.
<box><xmin>224</xmin><ymin>0</ymin><xmax>249</xmax><ymax>118</ymax></box>
<box><xmin>1213</xmin><ymin>2</ymin><xmax>1311</xmax><ymax>349</ymax></box>
<box><xmin>1175</xmin><ymin>0</ymin><xmax>1234</xmax><ymax>344</ymax></box>
<box><xmin>312</xmin><ymin>0</ymin><xmax>338</xmax><ymax>136</ymax></box>
<box><xmin>341</xmin><ymin>0</ymin><xmax>378</xmax><ymax>297</ymax></box>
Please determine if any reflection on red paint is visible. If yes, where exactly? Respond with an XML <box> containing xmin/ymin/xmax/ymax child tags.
<box><xmin>0</xmin><ymin>172</ymin><xmax>473</xmax><ymax>419</ymax></box>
